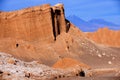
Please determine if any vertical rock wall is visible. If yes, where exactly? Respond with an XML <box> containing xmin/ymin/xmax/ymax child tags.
<box><xmin>0</xmin><ymin>4</ymin><xmax>67</xmax><ymax>42</ymax></box>
<box><xmin>52</xmin><ymin>4</ymin><xmax>66</xmax><ymax>39</ymax></box>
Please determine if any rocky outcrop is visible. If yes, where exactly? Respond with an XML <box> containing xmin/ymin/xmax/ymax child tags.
<box><xmin>0</xmin><ymin>52</ymin><xmax>91</xmax><ymax>80</ymax></box>
<box><xmin>85</xmin><ymin>27</ymin><xmax>120</xmax><ymax>47</ymax></box>
<box><xmin>0</xmin><ymin>4</ymin><xmax>68</xmax><ymax>42</ymax></box>
<box><xmin>0</xmin><ymin>52</ymin><xmax>65</xmax><ymax>80</ymax></box>
<box><xmin>0</xmin><ymin>4</ymin><xmax>71</xmax><ymax>65</ymax></box>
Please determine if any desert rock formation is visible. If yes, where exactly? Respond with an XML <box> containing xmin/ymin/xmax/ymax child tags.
<box><xmin>0</xmin><ymin>4</ymin><xmax>67</xmax><ymax>42</ymax></box>
<box><xmin>0</xmin><ymin>4</ymin><xmax>120</xmax><ymax>67</ymax></box>
<box><xmin>0</xmin><ymin>3</ymin><xmax>120</xmax><ymax>67</ymax></box>
<box><xmin>85</xmin><ymin>27</ymin><xmax>120</xmax><ymax>47</ymax></box>
<box><xmin>0</xmin><ymin>4</ymin><xmax>71</xmax><ymax>64</ymax></box>
<box><xmin>0</xmin><ymin>3</ymin><xmax>120</xmax><ymax>80</ymax></box>
<box><xmin>0</xmin><ymin>52</ymin><xmax>67</xmax><ymax>80</ymax></box>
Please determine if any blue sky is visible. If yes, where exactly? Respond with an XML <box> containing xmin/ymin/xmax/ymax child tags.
<box><xmin>0</xmin><ymin>0</ymin><xmax>120</xmax><ymax>25</ymax></box>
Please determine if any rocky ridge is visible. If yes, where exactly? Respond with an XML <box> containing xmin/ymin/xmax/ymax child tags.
<box><xmin>85</xmin><ymin>27</ymin><xmax>120</xmax><ymax>47</ymax></box>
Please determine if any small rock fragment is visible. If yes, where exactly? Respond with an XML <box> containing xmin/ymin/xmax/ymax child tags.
<box><xmin>7</xmin><ymin>58</ymin><xmax>16</xmax><ymax>65</ymax></box>
<box><xmin>108</xmin><ymin>61</ymin><xmax>112</xmax><ymax>65</ymax></box>
<box><xmin>98</xmin><ymin>54</ymin><xmax>102</xmax><ymax>58</ymax></box>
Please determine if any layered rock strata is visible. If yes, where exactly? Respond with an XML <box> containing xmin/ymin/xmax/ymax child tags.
<box><xmin>0</xmin><ymin>4</ymin><xmax>68</xmax><ymax>42</ymax></box>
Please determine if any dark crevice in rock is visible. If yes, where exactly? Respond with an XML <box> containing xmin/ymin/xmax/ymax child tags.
<box><xmin>66</xmin><ymin>19</ymin><xmax>70</xmax><ymax>33</ymax></box>
<box><xmin>55</xmin><ymin>9</ymin><xmax>61</xmax><ymax>35</ymax></box>
<box><xmin>58</xmin><ymin>75</ymin><xmax>61</xmax><ymax>78</ymax></box>
<box><xmin>0</xmin><ymin>71</ymin><xmax>3</xmax><ymax>74</ymax></box>
<box><xmin>16</xmin><ymin>43</ymin><xmax>19</xmax><ymax>48</ymax></box>
<box><xmin>51</xmin><ymin>8</ymin><xmax>56</xmax><ymax>41</ymax></box>
<box><xmin>51</xmin><ymin>8</ymin><xmax>64</xmax><ymax>41</ymax></box>
<box><xmin>7</xmin><ymin>73</ymin><xmax>11</xmax><ymax>76</ymax></box>
<box><xmin>25</xmin><ymin>73</ymin><xmax>30</xmax><ymax>78</ymax></box>
<box><xmin>79</xmin><ymin>70</ymin><xmax>85</xmax><ymax>77</ymax></box>
<box><xmin>76</xmin><ymin>73</ymin><xmax>79</xmax><ymax>76</ymax></box>
<box><xmin>54</xmin><ymin>76</ymin><xmax>57</xmax><ymax>79</ymax></box>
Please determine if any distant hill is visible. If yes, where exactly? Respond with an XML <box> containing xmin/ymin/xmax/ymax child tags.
<box><xmin>67</xmin><ymin>15</ymin><xmax>120</xmax><ymax>32</ymax></box>
<box><xmin>85</xmin><ymin>27</ymin><xmax>120</xmax><ymax>47</ymax></box>
<box><xmin>88</xmin><ymin>19</ymin><xmax>119</xmax><ymax>26</ymax></box>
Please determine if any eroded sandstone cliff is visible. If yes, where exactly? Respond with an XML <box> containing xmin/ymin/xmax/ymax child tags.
<box><xmin>85</xmin><ymin>27</ymin><xmax>120</xmax><ymax>47</ymax></box>
<box><xmin>0</xmin><ymin>3</ymin><xmax>120</xmax><ymax>80</ymax></box>
<box><xmin>0</xmin><ymin>3</ymin><xmax>73</xmax><ymax>65</ymax></box>
<box><xmin>0</xmin><ymin>4</ymin><xmax>67</xmax><ymax>42</ymax></box>
<box><xmin>0</xmin><ymin>4</ymin><xmax>120</xmax><ymax>67</ymax></box>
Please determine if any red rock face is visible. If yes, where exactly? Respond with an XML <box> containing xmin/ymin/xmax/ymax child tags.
<box><xmin>0</xmin><ymin>4</ymin><xmax>66</xmax><ymax>42</ymax></box>
<box><xmin>85</xmin><ymin>27</ymin><xmax>120</xmax><ymax>47</ymax></box>
<box><xmin>0</xmin><ymin>4</ymin><xmax>53</xmax><ymax>42</ymax></box>
<box><xmin>0</xmin><ymin>4</ymin><xmax>71</xmax><ymax>65</ymax></box>
<box><xmin>0</xmin><ymin>3</ymin><xmax>120</xmax><ymax>69</ymax></box>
